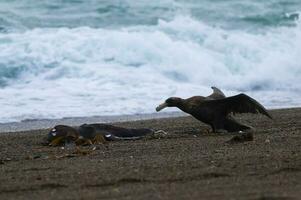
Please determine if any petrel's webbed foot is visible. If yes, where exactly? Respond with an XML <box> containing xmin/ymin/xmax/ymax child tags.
<box><xmin>226</xmin><ymin>132</ymin><xmax>254</xmax><ymax>144</ymax></box>
<box><xmin>242</xmin><ymin>125</ymin><xmax>254</xmax><ymax>132</ymax></box>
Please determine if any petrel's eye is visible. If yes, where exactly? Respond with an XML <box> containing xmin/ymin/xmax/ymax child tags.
<box><xmin>52</xmin><ymin>128</ymin><xmax>56</xmax><ymax>132</ymax></box>
<box><xmin>105</xmin><ymin>134</ymin><xmax>112</xmax><ymax>138</ymax></box>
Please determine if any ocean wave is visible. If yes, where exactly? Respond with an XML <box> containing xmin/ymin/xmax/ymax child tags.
<box><xmin>0</xmin><ymin>16</ymin><xmax>300</xmax><ymax>122</ymax></box>
<box><xmin>241</xmin><ymin>11</ymin><xmax>300</xmax><ymax>27</ymax></box>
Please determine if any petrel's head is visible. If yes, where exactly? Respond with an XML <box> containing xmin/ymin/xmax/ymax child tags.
<box><xmin>156</xmin><ymin>97</ymin><xmax>183</xmax><ymax>112</ymax></box>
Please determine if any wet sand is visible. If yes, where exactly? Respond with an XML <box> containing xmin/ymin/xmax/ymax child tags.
<box><xmin>0</xmin><ymin>108</ymin><xmax>301</xmax><ymax>200</ymax></box>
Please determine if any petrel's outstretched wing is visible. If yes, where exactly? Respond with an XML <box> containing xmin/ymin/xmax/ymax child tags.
<box><xmin>203</xmin><ymin>93</ymin><xmax>272</xmax><ymax>119</ymax></box>
<box><xmin>207</xmin><ymin>86</ymin><xmax>226</xmax><ymax>100</ymax></box>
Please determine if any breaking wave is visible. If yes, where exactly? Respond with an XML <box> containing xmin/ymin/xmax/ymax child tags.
<box><xmin>0</xmin><ymin>15</ymin><xmax>300</xmax><ymax>122</ymax></box>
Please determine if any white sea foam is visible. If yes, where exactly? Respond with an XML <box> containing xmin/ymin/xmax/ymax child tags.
<box><xmin>0</xmin><ymin>16</ymin><xmax>300</xmax><ymax>122</ymax></box>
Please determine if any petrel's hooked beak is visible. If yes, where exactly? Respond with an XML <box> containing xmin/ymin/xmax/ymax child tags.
<box><xmin>156</xmin><ymin>102</ymin><xmax>168</xmax><ymax>112</ymax></box>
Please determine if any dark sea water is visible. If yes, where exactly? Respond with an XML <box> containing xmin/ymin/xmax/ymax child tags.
<box><xmin>0</xmin><ymin>0</ymin><xmax>300</xmax><ymax>122</ymax></box>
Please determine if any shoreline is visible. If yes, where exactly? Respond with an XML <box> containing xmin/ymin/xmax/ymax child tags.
<box><xmin>0</xmin><ymin>111</ymin><xmax>187</xmax><ymax>133</ymax></box>
<box><xmin>0</xmin><ymin>107</ymin><xmax>299</xmax><ymax>133</ymax></box>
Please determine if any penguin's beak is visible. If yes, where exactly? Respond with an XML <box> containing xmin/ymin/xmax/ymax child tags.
<box><xmin>156</xmin><ymin>102</ymin><xmax>168</xmax><ymax>112</ymax></box>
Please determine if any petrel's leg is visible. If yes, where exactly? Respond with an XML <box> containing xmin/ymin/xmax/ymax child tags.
<box><xmin>210</xmin><ymin>124</ymin><xmax>215</xmax><ymax>133</ymax></box>
<box><xmin>223</xmin><ymin>117</ymin><xmax>252</xmax><ymax>132</ymax></box>
<box><xmin>211</xmin><ymin>119</ymin><xmax>228</xmax><ymax>133</ymax></box>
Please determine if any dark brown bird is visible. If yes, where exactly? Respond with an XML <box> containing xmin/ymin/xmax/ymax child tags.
<box><xmin>45</xmin><ymin>123</ymin><xmax>155</xmax><ymax>146</ymax></box>
<box><xmin>156</xmin><ymin>87</ymin><xmax>272</xmax><ymax>133</ymax></box>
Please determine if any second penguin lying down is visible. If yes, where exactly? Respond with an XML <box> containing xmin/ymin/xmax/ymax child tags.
<box><xmin>156</xmin><ymin>87</ymin><xmax>272</xmax><ymax>133</ymax></box>
<box><xmin>46</xmin><ymin>123</ymin><xmax>159</xmax><ymax>146</ymax></box>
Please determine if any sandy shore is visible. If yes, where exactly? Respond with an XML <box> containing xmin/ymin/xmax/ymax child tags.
<box><xmin>0</xmin><ymin>108</ymin><xmax>301</xmax><ymax>200</ymax></box>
